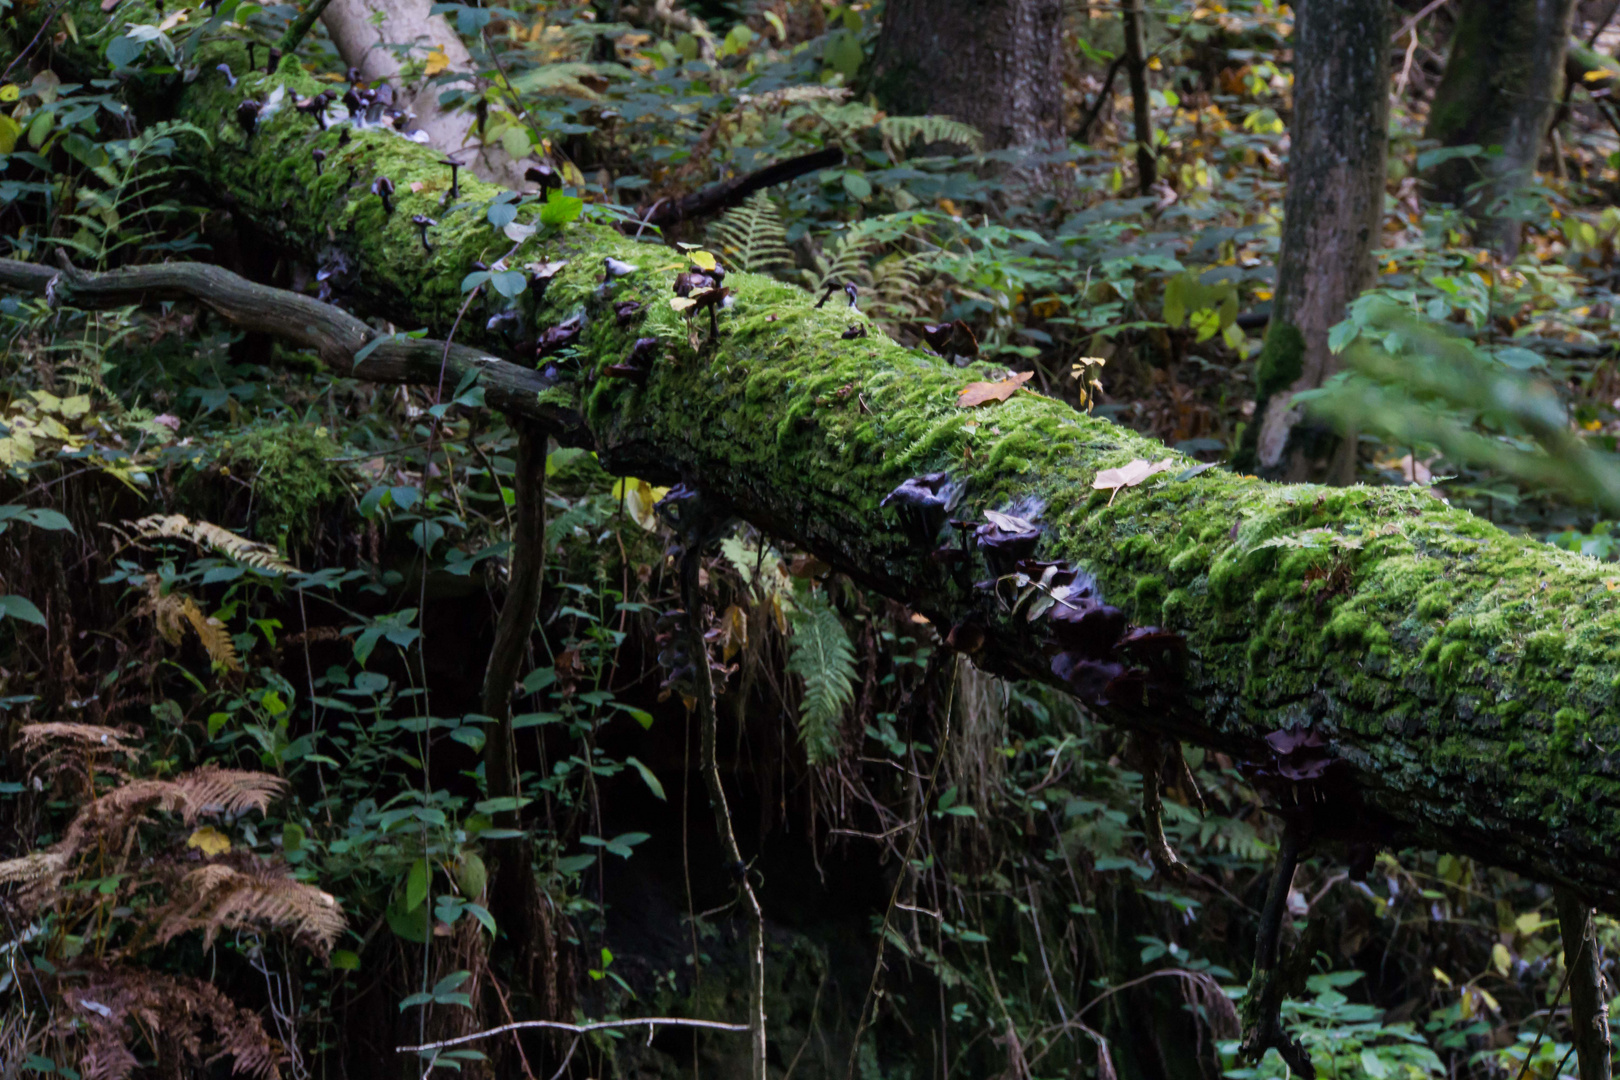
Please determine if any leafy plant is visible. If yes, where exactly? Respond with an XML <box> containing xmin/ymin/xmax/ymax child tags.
<box><xmin>785</xmin><ymin>589</ymin><xmax>857</xmax><ymax>765</ymax></box>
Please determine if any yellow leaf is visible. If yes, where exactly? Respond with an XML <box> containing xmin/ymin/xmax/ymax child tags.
<box><xmin>611</xmin><ymin>476</ymin><xmax>668</xmax><ymax>532</ymax></box>
<box><xmin>688</xmin><ymin>249</ymin><xmax>717</xmax><ymax>271</ymax></box>
<box><xmin>186</xmin><ymin>825</ymin><xmax>231</xmax><ymax>856</ymax></box>
<box><xmin>59</xmin><ymin>395</ymin><xmax>91</xmax><ymax>420</ymax></box>
<box><xmin>719</xmin><ymin>603</ymin><xmax>748</xmax><ymax>662</ymax></box>
<box><xmin>423</xmin><ymin>46</ymin><xmax>451</xmax><ymax>76</ymax></box>
<box><xmin>1431</xmin><ymin>966</ymin><xmax>1452</xmax><ymax>987</ymax></box>
<box><xmin>0</xmin><ymin>85</ymin><xmax>18</xmax><ymax>103</ymax></box>
<box><xmin>670</xmin><ymin>297</ymin><xmax>697</xmax><ymax>313</ymax></box>
<box><xmin>1491</xmin><ymin>942</ymin><xmax>1513</xmax><ymax>977</ymax></box>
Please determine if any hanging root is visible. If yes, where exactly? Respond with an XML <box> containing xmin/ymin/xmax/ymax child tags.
<box><xmin>1129</xmin><ymin>732</ymin><xmax>1187</xmax><ymax>881</ymax></box>
<box><xmin>1239</xmin><ymin>816</ymin><xmax>1314</xmax><ymax>1079</ymax></box>
<box><xmin>678</xmin><ymin>543</ymin><xmax>768</xmax><ymax>1080</ymax></box>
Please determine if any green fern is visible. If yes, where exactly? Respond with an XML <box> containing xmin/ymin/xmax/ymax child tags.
<box><xmin>786</xmin><ymin>591</ymin><xmax>856</xmax><ymax>766</ymax></box>
<box><xmin>879</xmin><ymin>115</ymin><xmax>983</xmax><ymax>155</ymax></box>
<box><xmin>708</xmin><ymin>193</ymin><xmax>794</xmax><ymax>275</ymax></box>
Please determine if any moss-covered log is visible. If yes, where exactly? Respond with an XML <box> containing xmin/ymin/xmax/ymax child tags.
<box><xmin>18</xmin><ymin>5</ymin><xmax>1620</xmax><ymax>904</ymax></box>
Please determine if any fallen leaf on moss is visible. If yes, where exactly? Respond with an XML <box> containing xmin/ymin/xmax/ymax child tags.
<box><xmin>1092</xmin><ymin>458</ymin><xmax>1176</xmax><ymax>503</ymax></box>
<box><xmin>957</xmin><ymin>371</ymin><xmax>1033</xmax><ymax>408</ymax></box>
<box><xmin>424</xmin><ymin>46</ymin><xmax>452</xmax><ymax>76</ymax></box>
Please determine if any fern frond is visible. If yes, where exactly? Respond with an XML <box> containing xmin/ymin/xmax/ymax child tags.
<box><xmin>136</xmin><ymin>576</ymin><xmax>242</xmax><ymax>671</ymax></box>
<box><xmin>67</xmin><ymin>968</ymin><xmax>282</xmax><ymax>1080</ymax></box>
<box><xmin>0</xmin><ymin>850</ymin><xmax>70</xmax><ymax>885</ymax></box>
<box><xmin>130</xmin><ymin>514</ymin><xmax>296</xmax><ymax>574</ymax></box>
<box><xmin>708</xmin><ymin>193</ymin><xmax>795</xmax><ymax>275</ymax></box>
<box><xmin>156</xmin><ymin>860</ymin><xmax>346</xmax><ymax>952</ymax></box>
<box><xmin>879</xmin><ymin>114</ymin><xmax>983</xmax><ymax>154</ymax></box>
<box><xmin>17</xmin><ymin>722</ymin><xmax>141</xmax><ymax>759</ymax></box>
<box><xmin>786</xmin><ymin>592</ymin><xmax>857</xmax><ymax>765</ymax></box>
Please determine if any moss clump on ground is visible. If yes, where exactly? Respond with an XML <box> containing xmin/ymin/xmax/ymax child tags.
<box><xmin>218</xmin><ymin>421</ymin><xmax>352</xmax><ymax>549</ymax></box>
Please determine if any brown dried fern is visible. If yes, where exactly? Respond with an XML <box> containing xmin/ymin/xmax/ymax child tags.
<box><xmin>129</xmin><ymin>513</ymin><xmax>296</xmax><ymax>574</ymax></box>
<box><xmin>64</xmin><ymin>967</ymin><xmax>283</xmax><ymax>1080</ymax></box>
<box><xmin>136</xmin><ymin>577</ymin><xmax>242</xmax><ymax>671</ymax></box>
<box><xmin>155</xmin><ymin>859</ymin><xmax>346</xmax><ymax>952</ymax></box>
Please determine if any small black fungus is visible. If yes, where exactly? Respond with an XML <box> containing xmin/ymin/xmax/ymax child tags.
<box><xmin>880</xmin><ymin>473</ymin><xmax>959</xmax><ymax>548</ymax></box>
<box><xmin>537</xmin><ymin>314</ymin><xmax>585</xmax><ymax>356</ymax></box>
<box><xmin>814</xmin><ymin>281</ymin><xmax>838</xmax><ymax>309</ymax></box>
<box><xmin>603</xmin><ymin>256</ymin><xmax>640</xmax><ymax>282</ymax></box>
<box><xmin>265</xmin><ymin>47</ymin><xmax>282</xmax><ymax>75</ymax></box>
<box><xmin>602</xmin><ymin>364</ymin><xmax>649</xmax><ymax>381</ymax></box>
<box><xmin>440</xmin><ymin>155</ymin><xmax>463</xmax><ymax>201</ymax></box>
<box><xmin>526</xmin><ymin>259</ymin><xmax>568</xmax><ymax>295</ymax></box>
<box><xmin>216</xmin><ymin>63</ymin><xmax>236</xmax><ymax>88</ymax></box>
<box><xmin>295</xmin><ymin>91</ymin><xmax>332</xmax><ymax>129</ymax></box>
<box><xmin>1262</xmin><ymin>726</ymin><xmax>1334</xmax><ymax>781</ymax></box>
<box><xmin>346</xmin><ymin>66</ymin><xmax>362</xmax><ymax>84</ymax></box>
<box><xmin>674</xmin><ymin>271</ymin><xmax>716</xmax><ymax>297</ymax></box>
<box><xmin>841</xmin><ymin>324</ymin><xmax>867</xmax><ymax>340</ymax></box>
<box><xmin>236</xmin><ymin>99</ymin><xmax>261</xmax><ymax>136</ymax></box>
<box><xmin>410</xmin><ymin>214</ymin><xmax>436</xmax><ymax>253</ymax></box>
<box><xmin>627</xmin><ymin>336</ymin><xmax>661</xmax><ymax>366</ymax></box>
<box><xmin>921</xmin><ymin>319</ymin><xmax>980</xmax><ymax>359</ymax></box>
<box><xmin>342</xmin><ymin>88</ymin><xmax>364</xmax><ymax>117</ymax></box>
<box><xmin>525</xmin><ymin>163</ymin><xmax>562</xmax><ymax>192</ymax></box>
<box><xmin>371</xmin><ymin>175</ymin><xmax>395</xmax><ymax>216</ymax></box>
<box><xmin>614</xmin><ymin>300</ymin><xmax>644</xmax><ymax>326</ymax></box>
<box><xmin>1050</xmin><ymin>653</ymin><xmax>1125</xmax><ymax>706</ymax></box>
<box><xmin>311</xmin><ymin>148</ymin><xmax>326</xmax><ymax>176</ymax></box>
<box><xmin>1117</xmin><ymin>627</ymin><xmax>1188</xmax><ymax>675</ymax></box>
<box><xmin>975</xmin><ymin>510</ymin><xmax>1041</xmax><ymax>578</ymax></box>
<box><xmin>844</xmin><ymin>281</ymin><xmax>859</xmax><ymax>309</ymax></box>
<box><xmin>338</xmin><ymin>128</ymin><xmax>351</xmax><ymax>147</ymax></box>
<box><xmin>1047</xmin><ymin>601</ymin><xmax>1126</xmax><ymax>659</ymax></box>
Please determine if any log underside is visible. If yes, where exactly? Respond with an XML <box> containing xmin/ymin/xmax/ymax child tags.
<box><xmin>11</xmin><ymin>5</ymin><xmax>1620</xmax><ymax>904</ymax></box>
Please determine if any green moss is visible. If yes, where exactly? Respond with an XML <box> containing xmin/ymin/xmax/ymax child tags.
<box><xmin>220</xmin><ymin>422</ymin><xmax>352</xmax><ymax>548</ymax></box>
<box><xmin>1523</xmin><ymin>630</ymin><xmax>1568</xmax><ymax>668</ymax></box>
<box><xmin>1254</xmin><ymin>320</ymin><xmax>1306</xmax><ymax>399</ymax></box>
<box><xmin>1415</xmin><ymin>591</ymin><xmax>1450</xmax><ymax>620</ymax></box>
<box><xmin>1133</xmin><ymin>575</ymin><xmax>1166</xmax><ymax>617</ymax></box>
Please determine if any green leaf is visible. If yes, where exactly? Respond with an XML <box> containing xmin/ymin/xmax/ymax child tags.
<box><xmin>0</xmin><ymin>594</ymin><xmax>45</xmax><ymax>626</ymax></box>
<box><xmin>539</xmin><ymin>190</ymin><xmax>584</xmax><ymax>227</ymax></box>
<box><xmin>331</xmin><ymin>949</ymin><xmax>360</xmax><ymax>971</ymax></box>
<box><xmin>842</xmin><ymin>171</ymin><xmax>871</xmax><ymax>200</ymax></box>
<box><xmin>626</xmin><ymin>756</ymin><xmax>666</xmax><ymax>800</ymax></box>
<box><xmin>786</xmin><ymin>591</ymin><xmax>856</xmax><ymax>765</ymax></box>
<box><xmin>405</xmin><ymin>858</ymin><xmax>429</xmax><ymax>912</ymax></box>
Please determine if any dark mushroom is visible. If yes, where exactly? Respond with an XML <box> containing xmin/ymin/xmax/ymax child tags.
<box><xmin>245</xmin><ymin>43</ymin><xmax>258</xmax><ymax>72</ymax></box>
<box><xmin>602</xmin><ymin>364</ymin><xmax>650</xmax><ymax>381</ymax></box>
<box><xmin>627</xmin><ymin>336</ymin><xmax>661</xmax><ymax>366</ymax></box>
<box><xmin>1117</xmin><ymin>627</ymin><xmax>1188</xmax><ymax>675</ymax></box>
<box><xmin>1050</xmin><ymin>652</ymin><xmax>1125</xmax><ymax>707</ymax></box>
<box><xmin>841</xmin><ymin>324</ymin><xmax>867</xmax><ymax>340</ymax></box>
<box><xmin>975</xmin><ymin>510</ymin><xmax>1042</xmax><ymax>579</ymax></box>
<box><xmin>844</xmin><ymin>281</ymin><xmax>859</xmax><ymax>309</ymax></box>
<box><xmin>342</xmin><ymin>88</ymin><xmax>364</xmax><ymax>117</ymax></box>
<box><xmin>814</xmin><ymin>281</ymin><xmax>838</xmax><ymax>309</ymax></box>
<box><xmin>265</xmin><ymin>47</ymin><xmax>282</xmax><ymax>75</ymax></box>
<box><xmin>216</xmin><ymin>63</ymin><xmax>236</xmax><ymax>88</ymax></box>
<box><xmin>614</xmin><ymin>300</ymin><xmax>644</xmax><ymax>326</ymax></box>
<box><xmin>687</xmin><ymin>286</ymin><xmax>732</xmax><ymax>341</ymax></box>
<box><xmin>525</xmin><ymin>163</ymin><xmax>562</xmax><ymax>192</ymax></box>
<box><xmin>295</xmin><ymin>91</ymin><xmax>332</xmax><ymax>129</ymax></box>
<box><xmin>371</xmin><ymin>176</ymin><xmax>395</xmax><ymax>216</ymax></box>
<box><xmin>921</xmin><ymin>319</ymin><xmax>979</xmax><ymax>359</ymax></box>
<box><xmin>537</xmin><ymin>314</ymin><xmax>586</xmax><ymax>356</ymax></box>
<box><xmin>338</xmin><ymin>128</ymin><xmax>351</xmax><ymax>147</ymax></box>
<box><xmin>235</xmin><ymin>99</ymin><xmax>261</xmax><ymax>136</ymax></box>
<box><xmin>410</xmin><ymin>214</ymin><xmax>436</xmax><ymax>253</ymax></box>
<box><xmin>311</xmin><ymin>148</ymin><xmax>326</xmax><ymax>176</ymax></box>
<box><xmin>674</xmin><ymin>270</ymin><xmax>716</xmax><ymax>297</ymax></box>
<box><xmin>880</xmin><ymin>473</ymin><xmax>959</xmax><ymax>548</ymax></box>
<box><xmin>440</xmin><ymin>155</ymin><xmax>463</xmax><ymax>200</ymax></box>
<box><xmin>526</xmin><ymin>260</ymin><xmax>568</xmax><ymax>296</ymax></box>
<box><xmin>346</xmin><ymin>66</ymin><xmax>362</xmax><ymax>85</ymax></box>
<box><xmin>1047</xmin><ymin>600</ymin><xmax>1126</xmax><ymax>660</ymax></box>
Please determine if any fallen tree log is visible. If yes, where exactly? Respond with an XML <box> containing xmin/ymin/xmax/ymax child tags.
<box><xmin>15</xmin><ymin>4</ymin><xmax>1620</xmax><ymax>904</ymax></box>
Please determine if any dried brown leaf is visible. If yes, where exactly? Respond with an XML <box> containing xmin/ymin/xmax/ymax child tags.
<box><xmin>956</xmin><ymin>370</ymin><xmax>1033</xmax><ymax>408</ymax></box>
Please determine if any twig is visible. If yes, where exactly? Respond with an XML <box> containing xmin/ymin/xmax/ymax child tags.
<box><xmin>1075</xmin><ymin>53</ymin><xmax>1128</xmax><ymax>142</ymax></box>
<box><xmin>276</xmin><ymin>0</ymin><xmax>338</xmax><ymax>54</ymax></box>
<box><xmin>636</xmin><ymin>148</ymin><xmax>844</xmax><ymax>230</ymax></box>
<box><xmin>1390</xmin><ymin>0</ymin><xmax>1451</xmax><ymax>43</ymax></box>
<box><xmin>397</xmin><ymin>1016</ymin><xmax>751</xmax><ymax>1053</ymax></box>
<box><xmin>1514</xmin><ymin>958</ymin><xmax>1576</xmax><ymax>1080</ymax></box>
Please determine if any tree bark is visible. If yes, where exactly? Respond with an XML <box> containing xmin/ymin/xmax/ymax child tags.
<box><xmin>1557</xmin><ymin>887</ymin><xmax>1614</xmax><ymax>1080</ymax></box>
<box><xmin>22</xmin><ymin>3</ymin><xmax>1620</xmax><ymax>905</ymax></box>
<box><xmin>1122</xmin><ymin>0</ymin><xmax>1158</xmax><ymax>194</ymax></box>
<box><xmin>868</xmin><ymin>0</ymin><xmax>1066</xmax><ymax>189</ymax></box>
<box><xmin>1239</xmin><ymin>0</ymin><xmax>1390</xmax><ymax>484</ymax></box>
<box><xmin>320</xmin><ymin>0</ymin><xmax>530</xmax><ymax>188</ymax></box>
<box><xmin>1424</xmin><ymin>0</ymin><xmax>1578</xmax><ymax>256</ymax></box>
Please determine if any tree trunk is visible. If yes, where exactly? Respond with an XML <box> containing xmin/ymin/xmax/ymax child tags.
<box><xmin>1122</xmin><ymin>0</ymin><xmax>1158</xmax><ymax>194</ymax></box>
<box><xmin>1239</xmin><ymin>0</ymin><xmax>1390</xmax><ymax>484</ymax></box>
<box><xmin>320</xmin><ymin>0</ymin><xmax>530</xmax><ymax>188</ymax></box>
<box><xmin>868</xmin><ymin>0</ymin><xmax>1066</xmax><ymax>189</ymax></box>
<box><xmin>21</xmin><ymin>2</ymin><xmax>1620</xmax><ymax>906</ymax></box>
<box><xmin>1424</xmin><ymin>0</ymin><xmax>1578</xmax><ymax>256</ymax></box>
